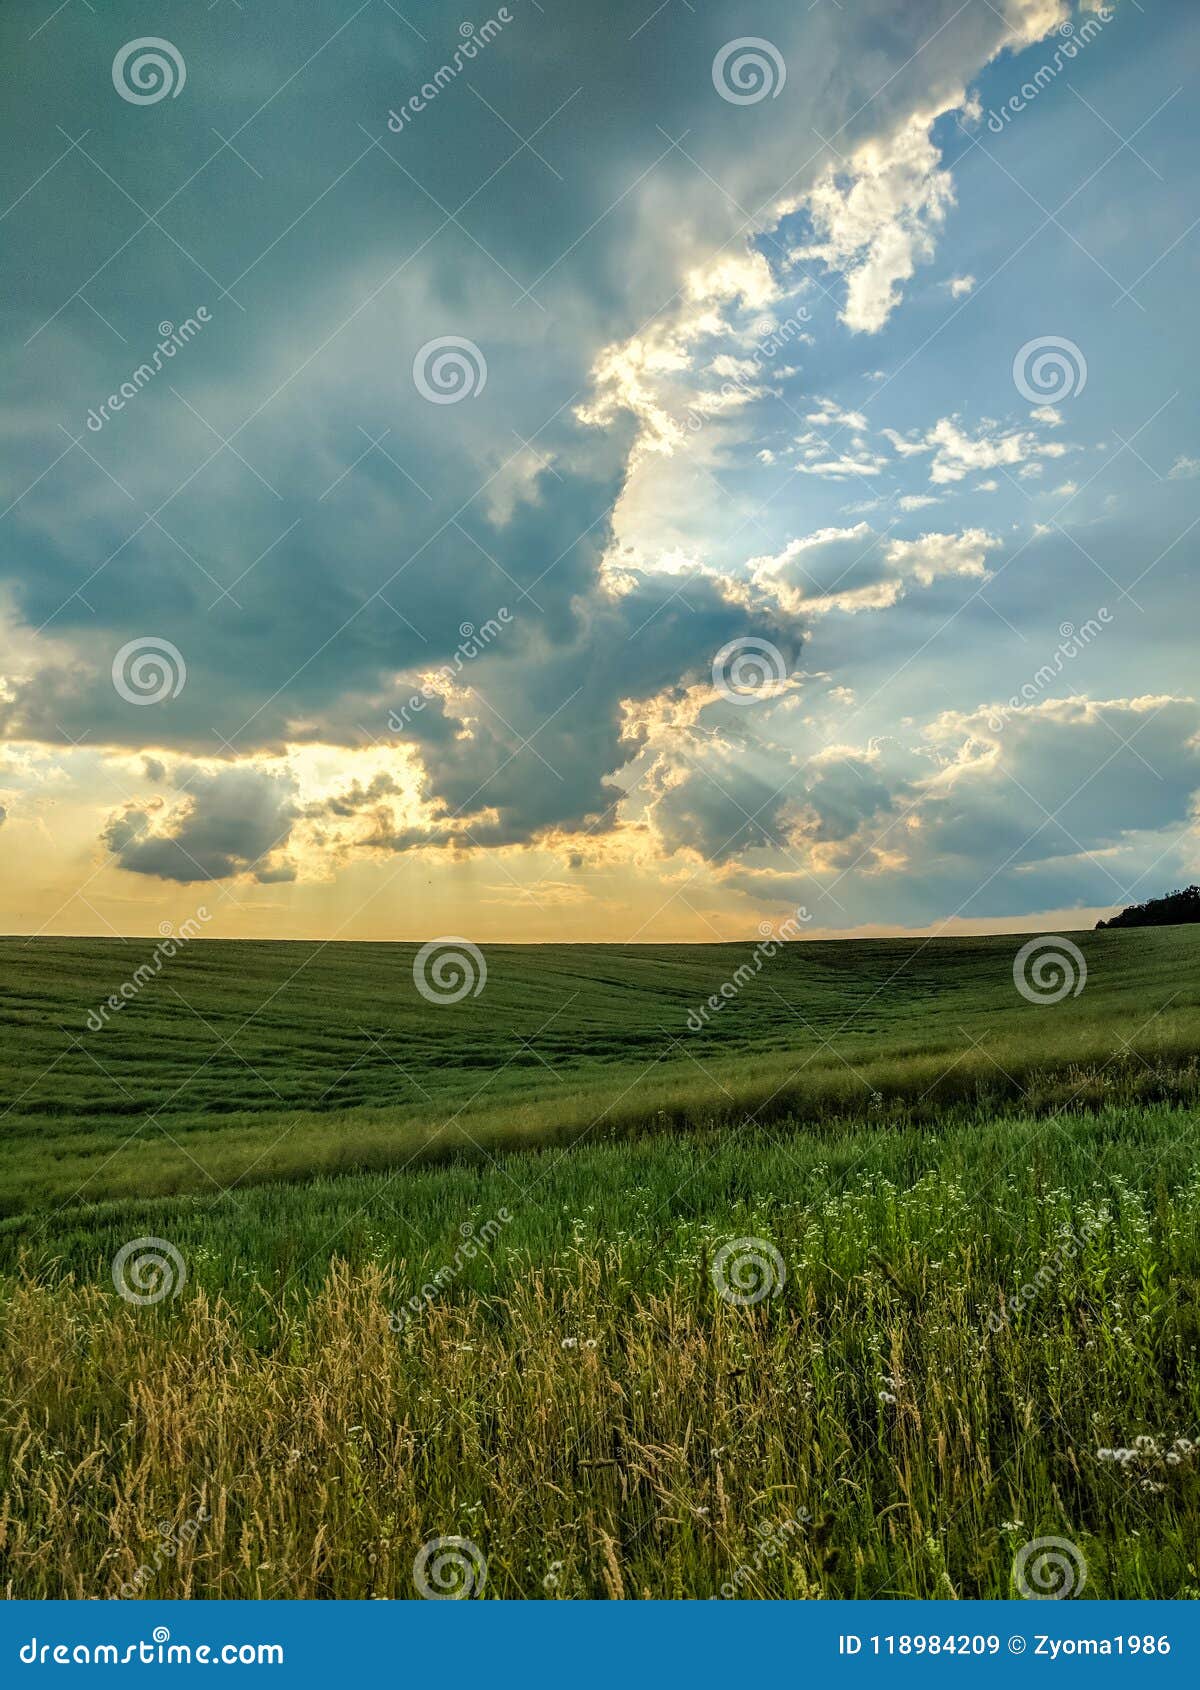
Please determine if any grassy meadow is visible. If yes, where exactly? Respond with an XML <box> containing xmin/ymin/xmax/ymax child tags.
<box><xmin>0</xmin><ymin>926</ymin><xmax>1198</xmax><ymax>1598</ymax></box>
<box><xmin>0</xmin><ymin>924</ymin><xmax>1197</xmax><ymax>1211</ymax></box>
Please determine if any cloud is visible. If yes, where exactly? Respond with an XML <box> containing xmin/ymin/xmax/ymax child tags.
<box><xmin>888</xmin><ymin>528</ymin><xmax>998</xmax><ymax>585</ymax></box>
<box><xmin>790</xmin><ymin>740</ymin><xmax>924</xmax><ymax>851</ymax></box>
<box><xmin>788</xmin><ymin>116</ymin><xmax>957</xmax><ymax>333</ymax></box>
<box><xmin>924</xmin><ymin>415</ymin><xmax>1069</xmax><ymax>483</ymax></box>
<box><xmin>751</xmin><ymin>525</ymin><xmax>898</xmax><ymax>616</ymax></box>
<box><xmin>880</xmin><ymin>427</ymin><xmax>932</xmax><ymax>458</ymax></box>
<box><xmin>576</xmin><ymin>249</ymin><xmax>789</xmax><ymax>461</ymax></box>
<box><xmin>947</xmin><ymin>274</ymin><xmax>976</xmax><ymax>297</ymax></box>
<box><xmin>651</xmin><ymin>739</ymin><xmax>801</xmax><ymax>865</ymax></box>
<box><xmin>876</xmin><ymin>414</ymin><xmax>1071</xmax><ymax>485</ymax></box>
<box><xmin>794</xmin><ymin>451</ymin><xmax>888</xmax><ymax>480</ymax></box>
<box><xmin>751</xmin><ymin>523</ymin><xmax>998</xmax><ymax>613</ymax></box>
<box><xmin>103</xmin><ymin>764</ymin><xmax>298</xmax><ymax>883</ymax></box>
<box><xmin>663</xmin><ymin>693</ymin><xmax>1200</xmax><ymax>927</ymax></box>
<box><xmin>913</xmin><ymin>695</ymin><xmax>1200</xmax><ymax>873</ymax></box>
<box><xmin>806</xmin><ymin>397</ymin><xmax>870</xmax><ymax>432</ymax></box>
<box><xmin>650</xmin><ymin>730</ymin><xmax>928</xmax><ymax>884</ymax></box>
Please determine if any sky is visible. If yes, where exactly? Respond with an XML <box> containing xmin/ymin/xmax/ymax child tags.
<box><xmin>1</xmin><ymin>0</ymin><xmax>1197</xmax><ymax>943</ymax></box>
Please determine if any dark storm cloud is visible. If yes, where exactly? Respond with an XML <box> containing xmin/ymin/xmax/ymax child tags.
<box><xmin>381</xmin><ymin>569</ymin><xmax>806</xmax><ymax>847</ymax></box>
<box><xmin>103</xmin><ymin>763</ymin><xmax>298</xmax><ymax>882</ymax></box>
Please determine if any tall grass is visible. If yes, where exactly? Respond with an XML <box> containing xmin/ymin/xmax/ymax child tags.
<box><xmin>2</xmin><ymin>1104</ymin><xmax>1198</xmax><ymax>1599</ymax></box>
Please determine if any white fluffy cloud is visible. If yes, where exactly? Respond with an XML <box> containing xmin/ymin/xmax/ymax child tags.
<box><xmin>879</xmin><ymin>413</ymin><xmax>1072</xmax><ymax>484</ymax></box>
<box><xmin>788</xmin><ymin>117</ymin><xmax>957</xmax><ymax>333</ymax></box>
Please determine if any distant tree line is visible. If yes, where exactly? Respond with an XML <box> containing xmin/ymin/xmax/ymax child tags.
<box><xmin>1096</xmin><ymin>885</ymin><xmax>1200</xmax><ymax>929</ymax></box>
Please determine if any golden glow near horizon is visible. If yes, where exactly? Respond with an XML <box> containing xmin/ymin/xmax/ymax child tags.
<box><xmin>0</xmin><ymin>735</ymin><xmax>1116</xmax><ymax>945</ymax></box>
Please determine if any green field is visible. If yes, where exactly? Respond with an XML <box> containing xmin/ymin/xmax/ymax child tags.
<box><xmin>1</xmin><ymin>925</ymin><xmax>1197</xmax><ymax>1212</ymax></box>
<box><xmin>1</xmin><ymin>928</ymin><xmax>1198</xmax><ymax>1598</ymax></box>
